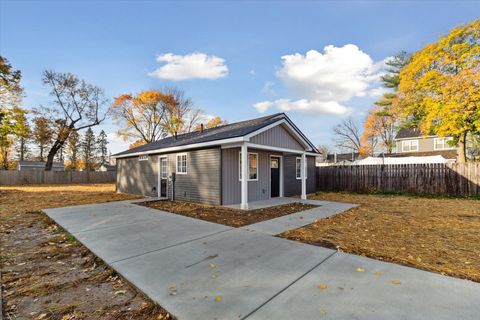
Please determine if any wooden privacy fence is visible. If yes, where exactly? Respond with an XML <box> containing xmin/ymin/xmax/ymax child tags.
<box><xmin>0</xmin><ymin>170</ymin><xmax>116</xmax><ymax>185</ymax></box>
<box><xmin>316</xmin><ymin>163</ymin><xmax>480</xmax><ymax>197</ymax></box>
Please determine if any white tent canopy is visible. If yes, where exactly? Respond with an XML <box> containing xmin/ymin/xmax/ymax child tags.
<box><xmin>356</xmin><ymin>155</ymin><xmax>451</xmax><ymax>165</ymax></box>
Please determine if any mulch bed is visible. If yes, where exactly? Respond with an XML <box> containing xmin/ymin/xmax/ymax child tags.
<box><xmin>139</xmin><ymin>200</ymin><xmax>318</xmax><ymax>227</ymax></box>
<box><xmin>1</xmin><ymin>184</ymin><xmax>172</xmax><ymax>320</ymax></box>
<box><xmin>281</xmin><ymin>192</ymin><xmax>480</xmax><ymax>283</ymax></box>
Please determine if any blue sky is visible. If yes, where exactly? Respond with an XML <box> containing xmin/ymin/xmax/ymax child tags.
<box><xmin>1</xmin><ymin>0</ymin><xmax>479</xmax><ymax>154</ymax></box>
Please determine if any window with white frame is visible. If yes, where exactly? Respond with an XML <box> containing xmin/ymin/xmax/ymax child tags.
<box><xmin>402</xmin><ymin>140</ymin><xmax>419</xmax><ymax>152</ymax></box>
<box><xmin>296</xmin><ymin>157</ymin><xmax>307</xmax><ymax>180</ymax></box>
<box><xmin>139</xmin><ymin>155</ymin><xmax>149</xmax><ymax>161</ymax></box>
<box><xmin>176</xmin><ymin>154</ymin><xmax>187</xmax><ymax>174</ymax></box>
<box><xmin>434</xmin><ymin>137</ymin><xmax>453</xmax><ymax>150</ymax></box>
<box><xmin>239</xmin><ymin>152</ymin><xmax>258</xmax><ymax>181</ymax></box>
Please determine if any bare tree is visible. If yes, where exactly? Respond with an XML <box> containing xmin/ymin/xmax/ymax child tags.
<box><xmin>333</xmin><ymin>118</ymin><xmax>363</xmax><ymax>153</ymax></box>
<box><xmin>40</xmin><ymin>71</ymin><xmax>107</xmax><ymax>170</ymax></box>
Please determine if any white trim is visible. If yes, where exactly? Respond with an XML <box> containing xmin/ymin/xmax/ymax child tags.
<box><xmin>244</xmin><ymin>119</ymin><xmax>313</xmax><ymax>151</ymax></box>
<box><xmin>434</xmin><ymin>137</ymin><xmax>454</xmax><ymax>150</ymax></box>
<box><xmin>245</xmin><ymin>142</ymin><xmax>318</xmax><ymax>156</ymax></box>
<box><xmin>301</xmin><ymin>153</ymin><xmax>307</xmax><ymax>200</ymax></box>
<box><xmin>239</xmin><ymin>151</ymin><xmax>259</xmax><ymax>181</ymax></box>
<box><xmin>240</xmin><ymin>143</ymin><xmax>248</xmax><ymax>210</ymax></box>
<box><xmin>269</xmin><ymin>155</ymin><xmax>283</xmax><ymax>198</ymax></box>
<box><xmin>295</xmin><ymin>157</ymin><xmax>308</xmax><ymax>180</ymax></box>
<box><xmin>159</xmin><ymin>156</ymin><xmax>168</xmax><ymax>198</ymax></box>
<box><xmin>395</xmin><ymin>135</ymin><xmax>437</xmax><ymax>141</ymax></box>
<box><xmin>176</xmin><ymin>153</ymin><xmax>187</xmax><ymax>175</ymax></box>
<box><xmin>401</xmin><ymin>139</ymin><xmax>419</xmax><ymax>152</ymax></box>
<box><xmin>113</xmin><ymin>137</ymin><xmax>246</xmax><ymax>159</ymax></box>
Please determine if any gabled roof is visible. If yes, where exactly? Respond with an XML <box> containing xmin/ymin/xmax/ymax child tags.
<box><xmin>113</xmin><ymin>113</ymin><xmax>319</xmax><ymax>158</ymax></box>
<box><xmin>395</xmin><ymin>127</ymin><xmax>422</xmax><ymax>139</ymax></box>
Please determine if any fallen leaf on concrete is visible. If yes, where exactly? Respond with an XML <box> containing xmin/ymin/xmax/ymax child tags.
<box><xmin>374</xmin><ymin>272</ymin><xmax>381</xmax><ymax>276</ymax></box>
<box><xmin>320</xmin><ymin>308</ymin><xmax>327</xmax><ymax>316</ymax></box>
<box><xmin>209</xmin><ymin>263</ymin><xmax>216</xmax><ymax>269</ymax></box>
<box><xmin>391</xmin><ymin>279</ymin><xmax>401</xmax><ymax>285</ymax></box>
<box><xmin>356</xmin><ymin>267</ymin><xmax>365</xmax><ymax>272</ymax></box>
<box><xmin>214</xmin><ymin>295</ymin><xmax>222</xmax><ymax>302</ymax></box>
<box><xmin>317</xmin><ymin>284</ymin><xmax>327</xmax><ymax>289</ymax></box>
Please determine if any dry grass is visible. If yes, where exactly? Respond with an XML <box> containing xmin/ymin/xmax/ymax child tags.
<box><xmin>0</xmin><ymin>184</ymin><xmax>173</xmax><ymax>319</ymax></box>
<box><xmin>282</xmin><ymin>192</ymin><xmax>480</xmax><ymax>282</ymax></box>
<box><xmin>140</xmin><ymin>200</ymin><xmax>317</xmax><ymax>227</ymax></box>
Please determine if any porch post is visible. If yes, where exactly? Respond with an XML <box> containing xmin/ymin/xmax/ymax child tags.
<box><xmin>301</xmin><ymin>152</ymin><xmax>307</xmax><ymax>200</ymax></box>
<box><xmin>241</xmin><ymin>143</ymin><xmax>249</xmax><ymax>210</ymax></box>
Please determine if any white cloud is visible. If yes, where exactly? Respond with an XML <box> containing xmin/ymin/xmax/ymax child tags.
<box><xmin>149</xmin><ymin>53</ymin><xmax>228</xmax><ymax>81</ymax></box>
<box><xmin>261</xmin><ymin>81</ymin><xmax>276</xmax><ymax>96</ymax></box>
<box><xmin>254</xmin><ymin>44</ymin><xmax>384</xmax><ymax>115</ymax></box>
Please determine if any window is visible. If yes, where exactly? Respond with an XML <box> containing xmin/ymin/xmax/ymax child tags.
<box><xmin>296</xmin><ymin>157</ymin><xmax>307</xmax><ymax>180</ymax></box>
<box><xmin>239</xmin><ymin>152</ymin><xmax>258</xmax><ymax>181</ymax></box>
<box><xmin>402</xmin><ymin>140</ymin><xmax>419</xmax><ymax>152</ymax></box>
<box><xmin>160</xmin><ymin>157</ymin><xmax>168</xmax><ymax>179</ymax></box>
<box><xmin>176</xmin><ymin>154</ymin><xmax>187</xmax><ymax>174</ymax></box>
<box><xmin>434</xmin><ymin>137</ymin><xmax>453</xmax><ymax>150</ymax></box>
<box><xmin>139</xmin><ymin>155</ymin><xmax>149</xmax><ymax>161</ymax></box>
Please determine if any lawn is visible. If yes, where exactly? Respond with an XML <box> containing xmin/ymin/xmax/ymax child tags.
<box><xmin>140</xmin><ymin>200</ymin><xmax>317</xmax><ymax>227</ymax></box>
<box><xmin>282</xmin><ymin>192</ymin><xmax>480</xmax><ymax>282</ymax></box>
<box><xmin>0</xmin><ymin>184</ymin><xmax>172</xmax><ymax>320</ymax></box>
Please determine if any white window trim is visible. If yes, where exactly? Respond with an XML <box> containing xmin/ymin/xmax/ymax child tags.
<box><xmin>176</xmin><ymin>153</ymin><xmax>187</xmax><ymax>175</ymax></box>
<box><xmin>402</xmin><ymin>140</ymin><xmax>419</xmax><ymax>152</ymax></box>
<box><xmin>434</xmin><ymin>137</ymin><xmax>454</xmax><ymax>150</ymax></box>
<box><xmin>160</xmin><ymin>156</ymin><xmax>168</xmax><ymax>179</ymax></box>
<box><xmin>295</xmin><ymin>157</ymin><xmax>308</xmax><ymax>180</ymax></box>
<box><xmin>239</xmin><ymin>152</ymin><xmax>259</xmax><ymax>182</ymax></box>
<box><xmin>139</xmin><ymin>155</ymin><xmax>149</xmax><ymax>161</ymax></box>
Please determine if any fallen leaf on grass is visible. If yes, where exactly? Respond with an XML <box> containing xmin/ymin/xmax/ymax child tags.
<box><xmin>317</xmin><ymin>284</ymin><xmax>327</xmax><ymax>289</ymax></box>
<box><xmin>356</xmin><ymin>267</ymin><xmax>365</xmax><ymax>272</ymax></box>
<box><xmin>391</xmin><ymin>279</ymin><xmax>401</xmax><ymax>285</ymax></box>
<box><xmin>37</xmin><ymin>314</ymin><xmax>48</xmax><ymax>320</ymax></box>
<box><xmin>114</xmin><ymin>290</ymin><xmax>127</xmax><ymax>295</ymax></box>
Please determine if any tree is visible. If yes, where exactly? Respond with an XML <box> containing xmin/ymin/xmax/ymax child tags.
<box><xmin>39</xmin><ymin>71</ymin><xmax>107</xmax><ymax>170</ymax></box>
<box><xmin>13</xmin><ymin>107</ymin><xmax>30</xmax><ymax>162</ymax></box>
<box><xmin>361</xmin><ymin>111</ymin><xmax>380</xmax><ymax>156</ymax></box>
<box><xmin>81</xmin><ymin>128</ymin><xmax>96</xmax><ymax>171</ymax></box>
<box><xmin>395</xmin><ymin>20</ymin><xmax>480</xmax><ymax>162</ymax></box>
<box><xmin>97</xmin><ymin>130</ymin><xmax>108</xmax><ymax>166</ymax></box>
<box><xmin>333</xmin><ymin>118</ymin><xmax>364</xmax><ymax>154</ymax></box>
<box><xmin>32</xmin><ymin>116</ymin><xmax>53</xmax><ymax>161</ymax></box>
<box><xmin>362</xmin><ymin>106</ymin><xmax>395</xmax><ymax>153</ymax></box>
<box><xmin>111</xmin><ymin>87</ymin><xmax>203</xmax><ymax>144</ymax></box>
<box><xmin>0</xmin><ymin>56</ymin><xmax>22</xmax><ymax>109</ymax></box>
<box><xmin>66</xmin><ymin>130</ymin><xmax>80</xmax><ymax>169</ymax></box>
<box><xmin>193</xmin><ymin>116</ymin><xmax>228</xmax><ymax>131</ymax></box>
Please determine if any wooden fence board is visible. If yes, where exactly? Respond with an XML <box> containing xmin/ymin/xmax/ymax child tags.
<box><xmin>316</xmin><ymin>163</ymin><xmax>480</xmax><ymax>197</ymax></box>
<box><xmin>0</xmin><ymin>171</ymin><xmax>116</xmax><ymax>185</ymax></box>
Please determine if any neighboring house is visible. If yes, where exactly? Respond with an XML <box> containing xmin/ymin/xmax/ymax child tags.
<box><xmin>98</xmin><ymin>164</ymin><xmax>116</xmax><ymax>172</ymax></box>
<box><xmin>317</xmin><ymin>152</ymin><xmax>362</xmax><ymax>166</ymax></box>
<box><xmin>113</xmin><ymin>113</ymin><xmax>319</xmax><ymax>209</ymax></box>
<box><xmin>17</xmin><ymin>161</ymin><xmax>65</xmax><ymax>171</ymax></box>
<box><xmin>393</xmin><ymin>127</ymin><xmax>457</xmax><ymax>160</ymax></box>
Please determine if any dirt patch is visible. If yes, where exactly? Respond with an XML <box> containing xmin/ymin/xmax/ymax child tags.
<box><xmin>1</xmin><ymin>184</ymin><xmax>173</xmax><ymax>320</ymax></box>
<box><xmin>140</xmin><ymin>200</ymin><xmax>317</xmax><ymax>227</ymax></box>
<box><xmin>281</xmin><ymin>192</ymin><xmax>480</xmax><ymax>282</ymax></box>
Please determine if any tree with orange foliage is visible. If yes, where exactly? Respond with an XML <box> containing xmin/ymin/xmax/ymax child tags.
<box><xmin>193</xmin><ymin>116</ymin><xmax>228</xmax><ymax>131</ymax></box>
<box><xmin>112</xmin><ymin>87</ymin><xmax>204</xmax><ymax>145</ymax></box>
<box><xmin>362</xmin><ymin>106</ymin><xmax>395</xmax><ymax>154</ymax></box>
<box><xmin>395</xmin><ymin>20</ymin><xmax>480</xmax><ymax>162</ymax></box>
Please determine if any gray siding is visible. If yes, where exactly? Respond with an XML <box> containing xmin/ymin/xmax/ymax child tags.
<box><xmin>250</xmin><ymin>124</ymin><xmax>304</xmax><ymax>150</ymax></box>
<box><xmin>222</xmin><ymin>148</ymin><xmax>282</xmax><ymax>205</ymax></box>
<box><xmin>283</xmin><ymin>155</ymin><xmax>316</xmax><ymax>197</ymax></box>
<box><xmin>116</xmin><ymin>147</ymin><xmax>221</xmax><ymax>205</ymax></box>
<box><xmin>117</xmin><ymin>155</ymin><xmax>159</xmax><ymax>197</ymax></box>
<box><xmin>396</xmin><ymin>137</ymin><xmax>456</xmax><ymax>153</ymax></box>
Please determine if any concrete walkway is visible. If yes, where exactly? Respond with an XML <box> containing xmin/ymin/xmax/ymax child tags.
<box><xmin>44</xmin><ymin>200</ymin><xmax>480</xmax><ymax>320</ymax></box>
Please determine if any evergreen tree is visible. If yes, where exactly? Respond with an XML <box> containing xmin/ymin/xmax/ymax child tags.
<box><xmin>66</xmin><ymin>130</ymin><xmax>80</xmax><ymax>170</ymax></box>
<box><xmin>32</xmin><ymin>116</ymin><xmax>53</xmax><ymax>161</ymax></box>
<box><xmin>97</xmin><ymin>130</ymin><xmax>108</xmax><ymax>167</ymax></box>
<box><xmin>81</xmin><ymin>128</ymin><xmax>96</xmax><ymax>171</ymax></box>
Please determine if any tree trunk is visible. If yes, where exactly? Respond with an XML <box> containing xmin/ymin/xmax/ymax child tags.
<box><xmin>457</xmin><ymin>132</ymin><xmax>467</xmax><ymax>163</ymax></box>
<box><xmin>40</xmin><ymin>145</ymin><xmax>44</xmax><ymax>162</ymax></box>
<box><xmin>20</xmin><ymin>137</ymin><xmax>25</xmax><ymax>161</ymax></box>
<box><xmin>45</xmin><ymin>140</ymin><xmax>65</xmax><ymax>170</ymax></box>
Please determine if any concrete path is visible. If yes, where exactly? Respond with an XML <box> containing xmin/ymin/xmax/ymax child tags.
<box><xmin>44</xmin><ymin>200</ymin><xmax>480</xmax><ymax>320</ymax></box>
<box><xmin>241</xmin><ymin>199</ymin><xmax>358</xmax><ymax>235</ymax></box>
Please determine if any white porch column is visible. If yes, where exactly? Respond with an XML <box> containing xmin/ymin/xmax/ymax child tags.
<box><xmin>241</xmin><ymin>143</ymin><xmax>249</xmax><ymax>210</ymax></box>
<box><xmin>301</xmin><ymin>152</ymin><xmax>307</xmax><ymax>200</ymax></box>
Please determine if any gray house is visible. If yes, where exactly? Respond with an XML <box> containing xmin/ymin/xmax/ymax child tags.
<box><xmin>113</xmin><ymin>113</ymin><xmax>319</xmax><ymax>209</ymax></box>
<box><xmin>393</xmin><ymin>128</ymin><xmax>457</xmax><ymax>160</ymax></box>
